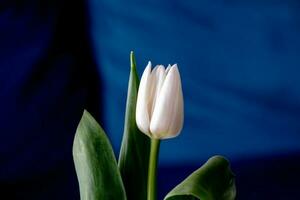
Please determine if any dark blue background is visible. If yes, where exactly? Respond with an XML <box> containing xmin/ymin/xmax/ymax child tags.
<box><xmin>1</xmin><ymin>0</ymin><xmax>300</xmax><ymax>199</ymax></box>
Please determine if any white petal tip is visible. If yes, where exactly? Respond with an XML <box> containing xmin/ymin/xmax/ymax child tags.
<box><xmin>172</xmin><ymin>63</ymin><xmax>178</xmax><ymax>69</ymax></box>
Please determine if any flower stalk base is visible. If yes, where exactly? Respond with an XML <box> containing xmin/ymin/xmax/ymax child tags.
<box><xmin>147</xmin><ymin>138</ymin><xmax>160</xmax><ymax>200</ymax></box>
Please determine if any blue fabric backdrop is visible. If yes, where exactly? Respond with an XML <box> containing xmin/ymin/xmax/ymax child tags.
<box><xmin>88</xmin><ymin>0</ymin><xmax>300</xmax><ymax>164</ymax></box>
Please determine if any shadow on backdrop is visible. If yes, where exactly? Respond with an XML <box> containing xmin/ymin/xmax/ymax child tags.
<box><xmin>0</xmin><ymin>0</ymin><xmax>100</xmax><ymax>199</ymax></box>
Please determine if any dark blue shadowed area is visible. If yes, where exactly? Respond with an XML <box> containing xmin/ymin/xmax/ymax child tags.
<box><xmin>1</xmin><ymin>0</ymin><xmax>300</xmax><ymax>199</ymax></box>
<box><xmin>158</xmin><ymin>153</ymin><xmax>300</xmax><ymax>200</ymax></box>
<box><xmin>0</xmin><ymin>0</ymin><xmax>100</xmax><ymax>199</ymax></box>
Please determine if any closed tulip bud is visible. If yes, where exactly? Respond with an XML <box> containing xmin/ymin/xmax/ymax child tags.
<box><xmin>136</xmin><ymin>61</ymin><xmax>184</xmax><ymax>139</ymax></box>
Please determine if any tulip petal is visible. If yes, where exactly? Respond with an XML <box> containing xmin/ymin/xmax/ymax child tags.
<box><xmin>136</xmin><ymin>61</ymin><xmax>152</xmax><ymax>135</ymax></box>
<box><xmin>166</xmin><ymin>64</ymin><xmax>171</xmax><ymax>74</ymax></box>
<box><xmin>150</xmin><ymin>65</ymin><xmax>166</xmax><ymax>117</ymax></box>
<box><xmin>150</xmin><ymin>65</ymin><xmax>184</xmax><ymax>139</ymax></box>
<box><xmin>148</xmin><ymin>65</ymin><xmax>159</xmax><ymax>115</ymax></box>
<box><xmin>164</xmin><ymin>64</ymin><xmax>184</xmax><ymax>138</ymax></box>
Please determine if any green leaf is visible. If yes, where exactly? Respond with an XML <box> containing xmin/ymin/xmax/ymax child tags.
<box><xmin>73</xmin><ymin>110</ymin><xmax>127</xmax><ymax>200</ymax></box>
<box><xmin>118</xmin><ymin>51</ymin><xmax>151</xmax><ymax>200</ymax></box>
<box><xmin>164</xmin><ymin>155</ymin><xmax>236</xmax><ymax>200</ymax></box>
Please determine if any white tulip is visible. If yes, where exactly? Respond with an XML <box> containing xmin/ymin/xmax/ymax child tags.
<box><xmin>136</xmin><ymin>61</ymin><xmax>184</xmax><ymax>139</ymax></box>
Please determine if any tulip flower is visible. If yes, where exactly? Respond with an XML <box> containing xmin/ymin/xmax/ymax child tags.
<box><xmin>136</xmin><ymin>62</ymin><xmax>184</xmax><ymax>139</ymax></box>
<box><xmin>136</xmin><ymin>60</ymin><xmax>184</xmax><ymax>200</ymax></box>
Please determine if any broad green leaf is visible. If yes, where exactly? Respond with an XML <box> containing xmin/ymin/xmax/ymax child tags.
<box><xmin>164</xmin><ymin>155</ymin><xmax>236</xmax><ymax>200</ymax></box>
<box><xmin>118</xmin><ymin>51</ymin><xmax>151</xmax><ymax>200</ymax></box>
<box><xmin>73</xmin><ymin>110</ymin><xmax>127</xmax><ymax>200</ymax></box>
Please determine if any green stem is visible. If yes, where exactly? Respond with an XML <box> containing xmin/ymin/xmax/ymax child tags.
<box><xmin>147</xmin><ymin>138</ymin><xmax>160</xmax><ymax>200</ymax></box>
